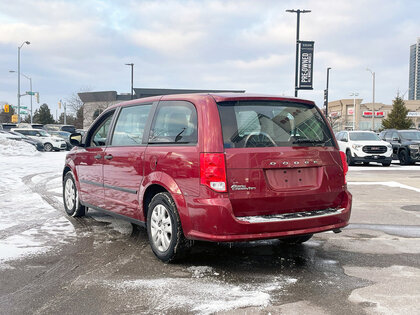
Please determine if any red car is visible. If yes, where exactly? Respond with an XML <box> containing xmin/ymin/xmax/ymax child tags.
<box><xmin>63</xmin><ymin>93</ymin><xmax>351</xmax><ymax>262</ymax></box>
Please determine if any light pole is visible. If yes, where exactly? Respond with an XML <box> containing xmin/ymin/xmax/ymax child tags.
<box><xmin>325</xmin><ymin>67</ymin><xmax>331</xmax><ymax>117</ymax></box>
<box><xmin>350</xmin><ymin>92</ymin><xmax>359</xmax><ymax>130</ymax></box>
<box><xmin>125</xmin><ymin>63</ymin><xmax>134</xmax><ymax>99</ymax></box>
<box><xmin>366</xmin><ymin>68</ymin><xmax>375</xmax><ymax>131</ymax></box>
<box><xmin>286</xmin><ymin>9</ymin><xmax>311</xmax><ymax>97</ymax></box>
<box><xmin>10</xmin><ymin>70</ymin><xmax>33</xmax><ymax>123</ymax></box>
<box><xmin>17</xmin><ymin>41</ymin><xmax>30</xmax><ymax>123</ymax></box>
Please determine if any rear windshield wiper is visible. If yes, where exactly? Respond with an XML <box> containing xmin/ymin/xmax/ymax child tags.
<box><xmin>292</xmin><ymin>139</ymin><xmax>327</xmax><ymax>146</ymax></box>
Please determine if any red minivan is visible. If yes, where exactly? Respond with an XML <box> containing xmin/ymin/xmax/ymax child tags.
<box><xmin>63</xmin><ymin>93</ymin><xmax>351</xmax><ymax>262</ymax></box>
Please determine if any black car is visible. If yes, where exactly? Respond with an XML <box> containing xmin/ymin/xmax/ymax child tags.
<box><xmin>7</xmin><ymin>130</ymin><xmax>45</xmax><ymax>151</ymax></box>
<box><xmin>379</xmin><ymin>129</ymin><xmax>420</xmax><ymax>165</ymax></box>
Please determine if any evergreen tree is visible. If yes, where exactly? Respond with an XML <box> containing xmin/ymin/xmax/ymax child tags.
<box><xmin>381</xmin><ymin>96</ymin><xmax>413</xmax><ymax>130</ymax></box>
<box><xmin>33</xmin><ymin>103</ymin><xmax>55</xmax><ymax>125</ymax></box>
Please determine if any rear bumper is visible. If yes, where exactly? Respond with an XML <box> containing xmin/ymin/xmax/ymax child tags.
<box><xmin>184</xmin><ymin>190</ymin><xmax>352</xmax><ymax>242</ymax></box>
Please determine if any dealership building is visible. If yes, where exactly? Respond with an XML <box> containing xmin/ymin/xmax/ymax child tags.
<box><xmin>327</xmin><ymin>98</ymin><xmax>420</xmax><ymax>132</ymax></box>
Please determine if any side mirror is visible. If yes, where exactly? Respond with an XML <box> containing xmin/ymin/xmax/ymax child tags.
<box><xmin>392</xmin><ymin>137</ymin><xmax>399</xmax><ymax>142</ymax></box>
<box><xmin>36</xmin><ymin>133</ymin><xmax>41</xmax><ymax>137</ymax></box>
<box><xmin>342</xmin><ymin>138</ymin><xmax>348</xmax><ymax>142</ymax></box>
<box><xmin>69</xmin><ymin>133</ymin><xmax>84</xmax><ymax>147</ymax></box>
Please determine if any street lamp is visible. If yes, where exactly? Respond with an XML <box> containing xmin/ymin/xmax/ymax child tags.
<box><xmin>17</xmin><ymin>41</ymin><xmax>30</xmax><ymax>123</ymax></box>
<box><xmin>10</xmin><ymin>70</ymin><xmax>33</xmax><ymax>123</ymax></box>
<box><xmin>350</xmin><ymin>92</ymin><xmax>359</xmax><ymax>130</ymax></box>
<box><xmin>366</xmin><ymin>68</ymin><xmax>375</xmax><ymax>131</ymax></box>
<box><xmin>125</xmin><ymin>63</ymin><xmax>134</xmax><ymax>100</ymax></box>
<box><xmin>325</xmin><ymin>67</ymin><xmax>331</xmax><ymax>117</ymax></box>
<box><xmin>286</xmin><ymin>9</ymin><xmax>311</xmax><ymax>97</ymax></box>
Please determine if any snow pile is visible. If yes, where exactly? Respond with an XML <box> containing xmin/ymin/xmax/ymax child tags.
<box><xmin>0</xmin><ymin>135</ymin><xmax>40</xmax><ymax>156</ymax></box>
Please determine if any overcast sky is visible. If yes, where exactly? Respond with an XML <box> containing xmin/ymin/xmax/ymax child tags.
<box><xmin>0</xmin><ymin>0</ymin><xmax>419</xmax><ymax>118</ymax></box>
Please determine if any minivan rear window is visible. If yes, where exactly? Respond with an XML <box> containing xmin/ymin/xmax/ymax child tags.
<box><xmin>217</xmin><ymin>101</ymin><xmax>333</xmax><ymax>148</ymax></box>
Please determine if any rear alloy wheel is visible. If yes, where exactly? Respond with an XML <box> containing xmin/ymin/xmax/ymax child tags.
<box><xmin>44</xmin><ymin>143</ymin><xmax>53</xmax><ymax>152</ymax></box>
<box><xmin>147</xmin><ymin>192</ymin><xmax>190</xmax><ymax>262</ymax></box>
<box><xmin>63</xmin><ymin>172</ymin><xmax>85</xmax><ymax>217</ymax></box>
<box><xmin>399</xmin><ymin>150</ymin><xmax>412</xmax><ymax>165</ymax></box>
<box><xmin>346</xmin><ymin>150</ymin><xmax>355</xmax><ymax>166</ymax></box>
<box><xmin>280</xmin><ymin>234</ymin><xmax>313</xmax><ymax>244</ymax></box>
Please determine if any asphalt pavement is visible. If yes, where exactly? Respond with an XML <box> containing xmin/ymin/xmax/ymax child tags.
<box><xmin>1</xmin><ymin>161</ymin><xmax>419</xmax><ymax>315</ymax></box>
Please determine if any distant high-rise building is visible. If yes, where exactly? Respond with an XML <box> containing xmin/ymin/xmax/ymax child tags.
<box><xmin>409</xmin><ymin>38</ymin><xmax>420</xmax><ymax>100</ymax></box>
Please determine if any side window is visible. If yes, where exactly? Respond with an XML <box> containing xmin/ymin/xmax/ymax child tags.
<box><xmin>391</xmin><ymin>132</ymin><xmax>399</xmax><ymax>140</ymax></box>
<box><xmin>149</xmin><ymin>101</ymin><xmax>197</xmax><ymax>144</ymax></box>
<box><xmin>89</xmin><ymin>112</ymin><xmax>115</xmax><ymax>147</ymax></box>
<box><xmin>384</xmin><ymin>132</ymin><xmax>392</xmax><ymax>141</ymax></box>
<box><xmin>111</xmin><ymin>104</ymin><xmax>152</xmax><ymax>146</ymax></box>
<box><xmin>343</xmin><ymin>133</ymin><xmax>348</xmax><ymax>141</ymax></box>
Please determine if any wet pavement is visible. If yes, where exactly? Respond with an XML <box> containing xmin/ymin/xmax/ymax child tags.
<box><xmin>1</xmin><ymin>160</ymin><xmax>420</xmax><ymax>315</ymax></box>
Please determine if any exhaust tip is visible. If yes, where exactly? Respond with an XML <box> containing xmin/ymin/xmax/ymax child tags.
<box><xmin>333</xmin><ymin>229</ymin><xmax>342</xmax><ymax>234</ymax></box>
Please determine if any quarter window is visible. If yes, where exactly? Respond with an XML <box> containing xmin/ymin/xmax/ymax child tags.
<box><xmin>111</xmin><ymin>104</ymin><xmax>152</xmax><ymax>146</ymax></box>
<box><xmin>149</xmin><ymin>101</ymin><xmax>197</xmax><ymax>144</ymax></box>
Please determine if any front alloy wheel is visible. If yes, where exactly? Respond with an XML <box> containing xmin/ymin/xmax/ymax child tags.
<box><xmin>63</xmin><ymin>172</ymin><xmax>85</xmax><ymax>217</ymax></box>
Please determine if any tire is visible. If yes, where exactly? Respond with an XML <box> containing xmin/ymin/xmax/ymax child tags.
<box><xmin>63</xmin><ymin>172</ymin><xmax>86</xmax><ymax>217</ymax></box>
<box><xmin>399</xmin><ymin>149</ymin><xmax>412</xmax><ymax>165</ymax></box>
<box><xmin>280</xmin><ymin>234</ymin><xmax>313</xmax><ymax>244</ymax></box>
<box><xmin>147</xmin><ymin>192</ymin><xmax>191</xmax><ymax>263</ymax></box>
<box><xmin>363</xmin><ymin>162</ymin><xmax>369</xmax><ymax>165</ymax></box>
<box><xmin>346</xmin><ymin>150</ymin><xmax>355</xmax><ymax>166</ymax></box>
<box><xmin>44</xmin><ymin>143</ymin><xmax>53</xmax><ymax>152</ymax></box>
<box><xmin>382</xmin><ymin>161</ymin><xmax>391</xmax><ymax>167</ymax></box>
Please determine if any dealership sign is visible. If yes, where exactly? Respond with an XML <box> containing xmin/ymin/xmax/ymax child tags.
<box><xmin>329</xmin><ymin>111</ymin><xmax>341</xmax><ymax>118</ymax></box>
<box><xmin>407</xmin><ymin>112</ymin><xmax>420</xmax><ymax>117</ymax></box>
<box><xmin>298</xmin><ymin>41</ymin><xmax>314</xmax><ymax>90</ymax></box>
<box><xmin>362</xmin><ymin>111</ymin><xmax>385</xmax><ymax>118</ymax></box>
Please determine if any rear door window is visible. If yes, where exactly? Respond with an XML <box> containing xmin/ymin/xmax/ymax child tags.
<box><xmin>217</xmin><ymin>101</ymin><xmax>333</xmax><ymax>148</ymax></box>
<box><xmin>149</xmin><ymin>101</ymin><xmax>197</xmax><ymax>144</ymax></box>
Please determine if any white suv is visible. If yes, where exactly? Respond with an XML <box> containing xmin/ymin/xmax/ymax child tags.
<box><xmin>11</xmin><ymin>128</ymin><xmax>67</xmax><ymax>151</ymax></box>
<box><xmin>336</xmin><ymin>131</ymin><xmax>393</xmax><ymax>166</ymax></box>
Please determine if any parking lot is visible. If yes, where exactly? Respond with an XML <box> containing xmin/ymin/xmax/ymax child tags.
<box><xmin>0</xmin><ymin>154</ymin><xmax>419</xmax><ymax>315</ymax></box>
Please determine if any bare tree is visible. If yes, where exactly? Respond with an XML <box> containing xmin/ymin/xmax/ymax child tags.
<box><xmin>65</xmin><ymin>87</ymin><xmax>91</xmax><ymax>129</ymax></box>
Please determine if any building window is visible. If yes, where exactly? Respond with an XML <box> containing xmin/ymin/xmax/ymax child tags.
<box><xmin>93</xmin><ymin>109</ymin><xmax>103</xmax><ymax>120</ymax></box>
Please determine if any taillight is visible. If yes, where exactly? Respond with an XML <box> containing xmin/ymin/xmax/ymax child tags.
<box><xmin>339</xmin><ymin>151</ymin><xmax>348</xmax><ymax>182</ymax></box>
<box><xmin>200</xmin><ymin>153</ymin><xmax>227</xmax><ymax>192</ymax></box>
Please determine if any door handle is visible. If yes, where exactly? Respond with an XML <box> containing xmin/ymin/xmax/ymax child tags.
<box><xmin>104</xmin><ymin>154</ymin><xmax>113</xmax><ymax>160</ymax></box>
<box><xmin>94</xmin><ymin>154</ymin><xmax>102</xmax><ymax>159</ymax></box>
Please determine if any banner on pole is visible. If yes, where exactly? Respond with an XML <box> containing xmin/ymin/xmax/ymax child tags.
<box><xmin>298</xmin><ymin>41</ymin><xmax>314</xmax><ymax>90</ymax></box>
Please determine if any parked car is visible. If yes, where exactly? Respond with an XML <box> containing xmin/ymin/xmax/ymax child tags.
<box><xmin>31</xmin><ymin>124</ymin><xmax>44</xmax><ymax>129</ymax></box>
<box><xmin>1</xmin><ymin>123</ymin><xmax>17</xmax><ymax>131</ymax></box>
<box><xmin>44</xmin><ymin>124</ymin><xmax>76</xmax><ymax>134</ymax></box>
<box><xmin>11</xmin><ymin>128</ymin><xmax>67</xmax><ymax>151</ymax></box>
<box><xmin>379</xmin><ymin>129</ymin><xmax>420</xmax><ymax>165</ymax></box>
<box><xmin>48</xmin><ymin>130</ymin><xmax>73</xmax><ymax>150</ymax></box>
<box><xmin>7</xmin><ymin>130</ymin><xmax>45</xmax><ymax>151</ymax></box>
<box><xmin>336</xmin><ymin>130</ymin><xmax>393</xmax><ymax>166</ymax></box>
<box><xmin>63</xmin><ymin>93</ymin><xmax>351</xmax><ymax>262</ymax></box>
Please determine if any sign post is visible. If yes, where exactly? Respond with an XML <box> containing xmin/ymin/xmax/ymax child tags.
<box><xmin>298</xmin><ymin>41</ymin><xmax>314</xmax><ymax>90</ymax></box>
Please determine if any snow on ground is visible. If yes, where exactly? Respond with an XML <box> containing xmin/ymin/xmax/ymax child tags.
<box><xmin>0</xmin><ymin>142</ymin><xmax>73</xmax><ymax>268</ymax></box>
<box><xmin>105</xmin><ymin>274</ymin><xmax>298</xmax><ymax>315</ymax></box>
